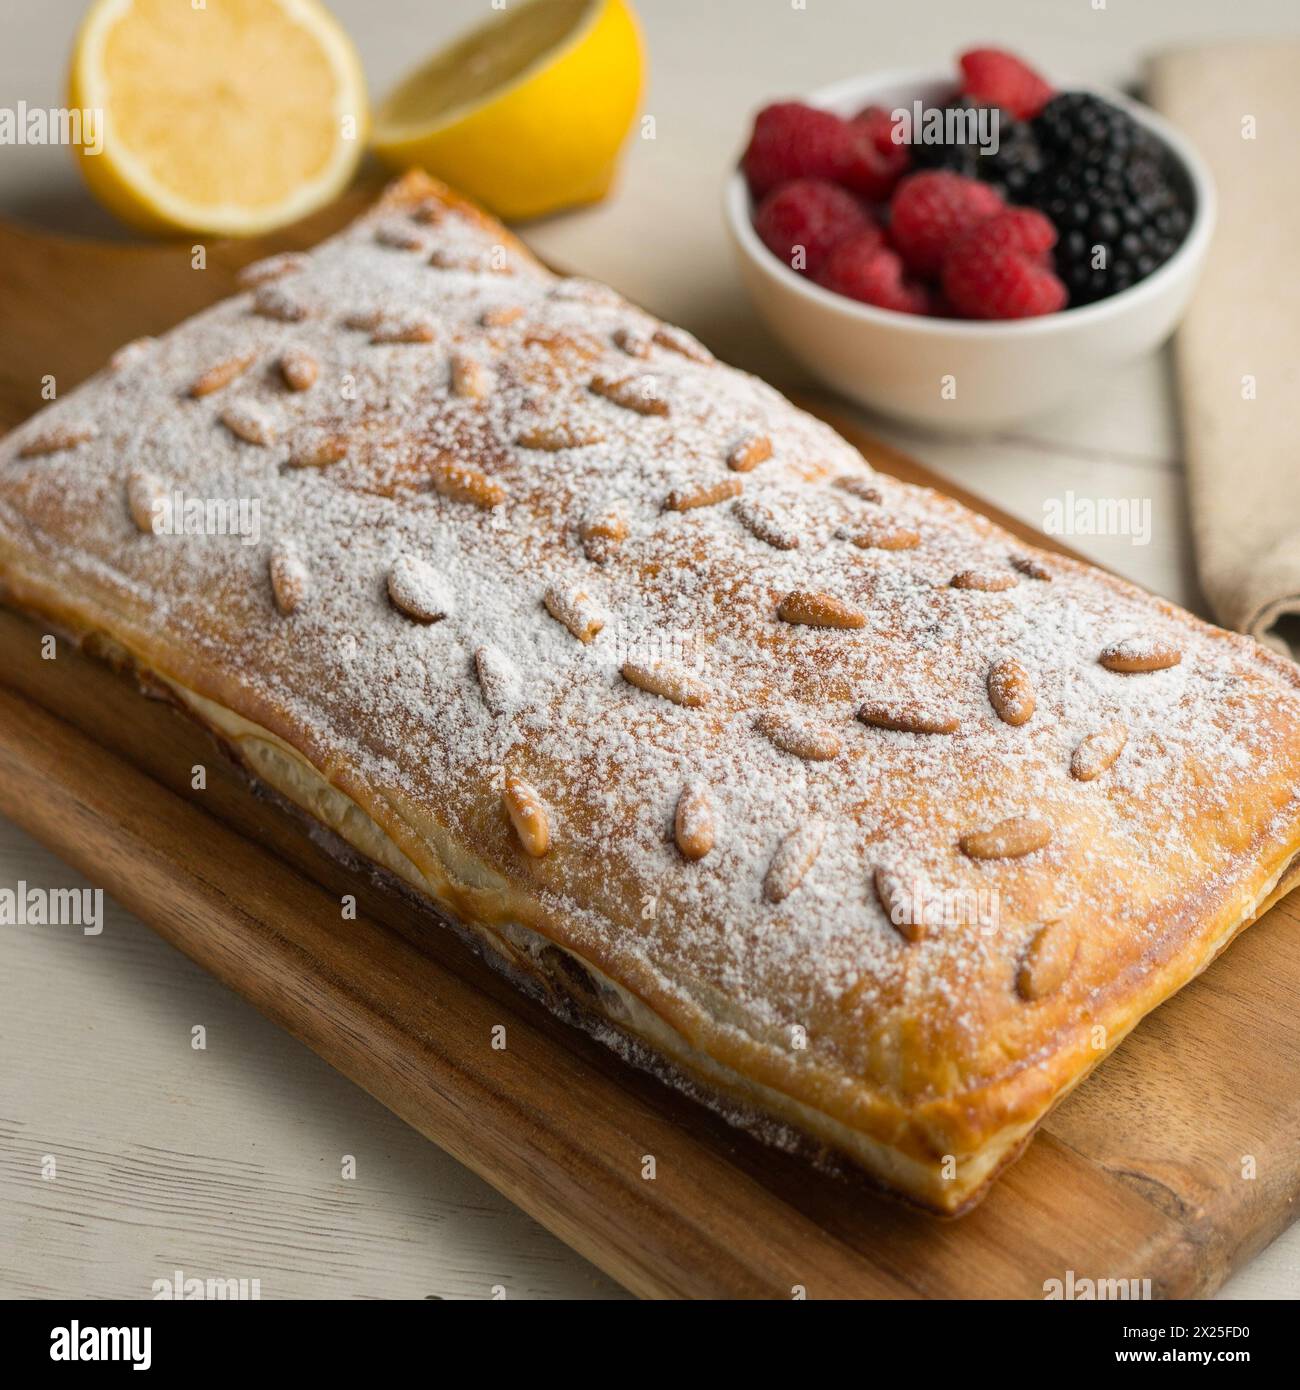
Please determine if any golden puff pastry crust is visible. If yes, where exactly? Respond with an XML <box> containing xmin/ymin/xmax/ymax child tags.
<box><xmin>4</xmin><ymin>171</ymin><xmax>1300</xmax><ymax>1214</ymax></box>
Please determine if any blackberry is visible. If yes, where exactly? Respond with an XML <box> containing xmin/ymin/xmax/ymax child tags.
<box><xmin>907</xmin><ymin>96</ymin><xmax>1044</xmax><ymax>199</ymax></box>
<box><xmin>1027</xmin><ymin>91</ymin><xmax>1192</xmax><ymax>304</ymax></box>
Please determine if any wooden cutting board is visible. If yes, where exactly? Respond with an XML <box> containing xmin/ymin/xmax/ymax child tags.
<box><xmin>2</xmin><ymin>195</ymin><xmax>1298</xmax><ymax>1300</ymax></box>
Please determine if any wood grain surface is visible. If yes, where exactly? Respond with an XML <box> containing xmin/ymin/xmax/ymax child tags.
<box><xmin>2</xmin><ymin>204</ymin><xmax>1299</xmax><ymax>1299</ymax></box>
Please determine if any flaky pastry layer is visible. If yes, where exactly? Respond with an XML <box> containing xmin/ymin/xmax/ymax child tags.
<box><xmin>3</xmin><ymin>172</ymin><xmax>1300</xmax><ymax>1213</ymax></box>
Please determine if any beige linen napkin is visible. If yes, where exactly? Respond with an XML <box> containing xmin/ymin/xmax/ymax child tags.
<box><xmin>1148</xmin><ymin>43</ymin><xmax>1300</xmax><ymax>654</ymax></box>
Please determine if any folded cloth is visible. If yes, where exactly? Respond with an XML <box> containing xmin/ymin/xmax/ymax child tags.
<box><xmin>1148</xmin><ymin>42</ymin><xmax>1300</xmax><ymax>655</ymax></box>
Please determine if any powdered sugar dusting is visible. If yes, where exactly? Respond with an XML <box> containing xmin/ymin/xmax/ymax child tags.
<box><xmin>3</xmin><ymin>175</ymin><xmax>1300</xmax><ymax>1100</ymax></box>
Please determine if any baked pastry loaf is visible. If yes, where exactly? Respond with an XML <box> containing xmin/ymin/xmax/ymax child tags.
<box><xmin>3</xmin><ymin>172</ymin><xmax>1300</xmax><ymax>1215</ymax></box>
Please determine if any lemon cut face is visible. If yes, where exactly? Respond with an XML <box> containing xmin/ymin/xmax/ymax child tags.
<box><xmin>373</xmin><ymin>0</ymin><xmax>643</xmax><ymax>222</ymax></box>
<box><xmin>70</xmin><ymin>0</ymin><xmax>368</xmax><ymax>237</ymax></box>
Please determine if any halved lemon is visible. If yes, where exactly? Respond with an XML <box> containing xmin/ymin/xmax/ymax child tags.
<box><xmin>69</xmin><ymin>0</ymin><xmax>368</xmax><ymax>237</ymax></box>
<box><xmin>372</xmin><ymin>0</ymin><xmax>643</xmax><ymax>221</ymax></box>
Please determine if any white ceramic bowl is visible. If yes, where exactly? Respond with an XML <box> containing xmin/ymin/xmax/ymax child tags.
<box><xmin>725</xmin><ymin>70</ymin><xmax>1215</xmax><ymax>433</ymax></box>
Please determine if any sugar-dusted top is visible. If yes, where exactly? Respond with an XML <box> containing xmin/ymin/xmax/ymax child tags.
<box><xmin>4</xmin><ymin>173</ymin><xmax>1299</xmax><ymax>1127</ymax></box>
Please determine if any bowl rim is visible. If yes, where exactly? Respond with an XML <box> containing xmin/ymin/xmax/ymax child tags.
<box><xmin>724</xmin><ymin>66</ymin><xmax>1217</xmax><ymax>338</ymax></box>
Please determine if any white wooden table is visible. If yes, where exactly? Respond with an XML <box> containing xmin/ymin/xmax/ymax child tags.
<box><xmin>1</xmin><ymin>0</ymin><xmax>1297</xmax><ymax>1299</ymax></box>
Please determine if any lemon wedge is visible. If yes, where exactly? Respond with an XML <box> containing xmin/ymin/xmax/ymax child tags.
<box><xmin>372</xmin><ymin>0</ymin><xmax>643</xmax><ymax>221</ymax></box>
<box><xmin>69</xmin><ymin>0</ymin><xmax>368</xmax><ymax>237</ymax></box>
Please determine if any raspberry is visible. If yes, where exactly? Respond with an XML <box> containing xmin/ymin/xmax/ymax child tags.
<box><xmin>742</xmin><ymin>102</ymin><xmax>854</xmax><ymax>199</ymax></box>
<box><xmin>888</xmin><ymin>171</ymin><xmax>1004</xmax><ymax>276</ymax></box>
<box><xmin>753</xmin><ymin>179</ymin><xmax>872</xmax><ymax>275</ymax></box>
<box><xmin>941</xmin><ymin>208</ymin><xmax>1067</xmax><ymax>318</ymax></box>
<box><xmin>852</xmin><ymin>104</ymin><xmax>905</xmax><ymax>155</ymax></box>
<box><xmin>817</xmin><ymin>236</ymin><xmax>930</xmax><ymax>315</ymax></box>
<box><xmin>959</xmin><ymin>48</ymin><xmax>1054</xmax><ymax>121</ymax></box>
<box><xmin>844</xmin><ymin>106</ymin><xmax>912</xmax><ymax>200</ymax></box>
<box><xmin>978</xmin><ymin>206</ymin><xmax>1058</xmax><ymax>257</ymax></box>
